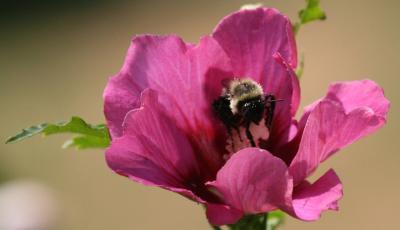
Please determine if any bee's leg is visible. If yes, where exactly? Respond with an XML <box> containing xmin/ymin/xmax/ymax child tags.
<box><xmin>245</xmin><ymin>122</ymin><xmax>256</xmax><ymax>147</ymax></box>
<box><xmin>227</xmin><ymin>126</ymin><xmax>235</xmax><ymax>151</ymax></box>
<box><xmin>264</xmin><ymin>94</ymin><xmax>276</xmax><ymax>129</ymax></box>
<box><xmin>235</xmin><ymin>127</ymin><xmax>243</xmax><ymax>142</ymax></box>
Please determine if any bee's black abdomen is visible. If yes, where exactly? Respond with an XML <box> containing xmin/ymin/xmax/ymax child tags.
<box><xmin>237</xmin><ymin>96</ymin><xmax>265</xmax><ymax>124</ymax></box>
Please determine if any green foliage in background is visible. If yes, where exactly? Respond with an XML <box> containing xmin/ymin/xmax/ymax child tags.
<box><xmin>293</xmin><ymin>0</ymin><xmax>326</xmax><ymax>34</ymax></box>
<box><xmin>296</xmin><ymin>55</ymin><xmax>305</xmax><ymax>78</ymax></box>
<box><xmin>293</xmin><ymin>0</ymin><xmax>326</xmax><ymax>78</ymax></box>
<box><xmin>228</xmin><ymin>214</ymin><xmax>268</xmax><ymax>230</ymax></box>
<box><xmin>6</xmin><ymin>116</ymin><xmax>110</xmax><ymax>149</ymax></box>
<box><xmin>299</xmin><ymin>0</ymin><xmax>326</xmax><ymax>24</ymax></box>
<box><xmin>214</xmin><ymin>211</ymin><xmax>285</xmax><ymax>230</ymax></box>
<box><xmin>266</xmin><ymin>211</ymin><xmax>285</xmax><ymax>230</ymax></box>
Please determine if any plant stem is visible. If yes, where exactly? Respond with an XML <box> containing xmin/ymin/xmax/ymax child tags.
<box><xmin>227</xmin><ymin>213</ymin><xmax>268</xmax><ymax>230</ymax></box>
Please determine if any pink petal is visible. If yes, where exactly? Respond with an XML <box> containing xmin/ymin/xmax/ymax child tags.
<box><xmin>297</xmin><ymin>79</ymin><xmax>389</xmax><ymax>138</ymax></box>
<box><xmin>325</xmin><ymin>79</ymin><xmax>389</xmax><ymax>116</ymax></box>
<box><xmin>206</xmin><ymin>204</ymin><xmax>243</xmax><ymax>226</ymax></box>
<box><xmin>289</xmin><ymin>80</ymin><xmax>389</xmax><ymax>183</ymax></box>
<box><xmin>207</xmin><ymin>148</ymin><xmax>293</xmax><ymax>215</ymax></box>
<box><xmin>275</xmin><ymin>54</ymin><xmax>301</xmax><ymax>117</ymax></box>
<box><xmin>103</xmin><ymin>35</ymin><xmax>232</xmax><ymax>138</ymax></box>
<box><xmin>287</xmin><ymin>169</ymin><xmax>343</xmax><ymax>221</ymax></box>
<box><xmin>212</xmin><ymin>7</ymin><xmax>297</xmax><ymax>77</ymax></box>
<box><xmin>105</xmin><ymin>89</ymin><xmax>207</xmax><ymax>202</ymax></box>
<box><xmin>212</xmin><ymin>8</ymin><xmax>300</xmax><ymax>149</ymax></box>
<box><xmin>266</xmin><ymin>54</ymin><xmax>301</xmax><ymax>151</ymax></box>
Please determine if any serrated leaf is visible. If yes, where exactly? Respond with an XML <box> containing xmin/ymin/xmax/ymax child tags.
<box><xmin>266</xmin><ymin>211</ymin><xmax>285</xmax><ymax>230</ymax></box>
<box><xmin>5</xmin><ymin>123</ymin><xmax>48</xmax><ymax>144</ymax></box>
<box><xmin>62</xmin><ymin>135</ymin><xmax>109</xmax><ymax>149</ymax></box>
<box><xmin>299</xmin><ymin>0</ymin><xmax>326</xmax><ymax>24</ymax></box>
<box><xmin>6</xmin><ymin>116</ymin><xmax>110</xmax><ymax>149</ymax></box>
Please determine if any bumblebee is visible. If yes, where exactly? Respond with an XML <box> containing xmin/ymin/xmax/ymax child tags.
<box><xmin>212</xmin><ymin>78</ymin><xmax>277</xmax><ymax>147</ymax></box>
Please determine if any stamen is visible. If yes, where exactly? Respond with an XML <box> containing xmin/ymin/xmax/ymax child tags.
<box><xmin>223</xmin><ymin>118</ymin><xmax>270</xmax><ymax>160</ymax></box>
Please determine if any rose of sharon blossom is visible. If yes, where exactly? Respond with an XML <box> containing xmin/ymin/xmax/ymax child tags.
<box><xmin>103</xmin><ymin>8</ymin><xmax>389</xmax><ymax>226</ymax></box>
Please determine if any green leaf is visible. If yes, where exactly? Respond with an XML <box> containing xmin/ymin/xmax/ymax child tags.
<box><xmin>227</xmin><ymin>211</ymin><xmax>285</xmax><ymax>230</ymax></box>
<box><xmin>5</xmin><ymin>123</ymin><xmax>48</xmax><ymax>144</ymax></box>
<box><xmin>266</xmin><ymin>211</ymin><xmax>285</xmax><ymax>230</ymax></box>
<box><xmin>294</xmin><ymin>0</ymin><xmax>327</xmax><ymax>34</ymax></box>
<box><xmin>6</xmin><ymin>116</ymin><xmax>110</xmax><ymax>149</ymax></box>
<box><xmin>299</xmin><ymin>0</ymin><xmax>326</xmax><ymax>24</ymax></box>
<box><xmin>228</xmin><ymin>214</ymin><xmax>267</xmax><ymax>230</ymax></box>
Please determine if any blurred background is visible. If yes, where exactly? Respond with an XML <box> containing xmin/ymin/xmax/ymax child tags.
<box><xmin>1</xmin><ymin>0</ymin><xmax>398</xmax><ymax>229</ymax></box>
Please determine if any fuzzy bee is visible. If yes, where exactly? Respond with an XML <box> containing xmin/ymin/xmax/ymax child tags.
<box><xmin>212</xmin><ymin>78</ymin><xmax>277</xmax><ymax>147</ymax></box>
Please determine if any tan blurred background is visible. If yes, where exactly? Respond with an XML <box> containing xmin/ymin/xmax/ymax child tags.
<box><xmin>0</xmin><ymin>0</ymin><xmax>398</xmax><ymax>229</ymax></box>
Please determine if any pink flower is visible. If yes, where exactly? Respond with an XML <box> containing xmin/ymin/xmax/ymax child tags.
<box><xmin>103</xmin><ymin>8</ymin><xmax>389</xmax><ymax>226</ymax></box>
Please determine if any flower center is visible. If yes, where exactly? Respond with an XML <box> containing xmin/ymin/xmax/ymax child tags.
<box><xmin>223</xmin><ymin>119</ymin><xmax>270</xmax><ymax>159</ymax></box>
<box><xmin>212</xmin><ymin>78</ymin><xmax>275</xmax><ymax>159</ymax></box>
